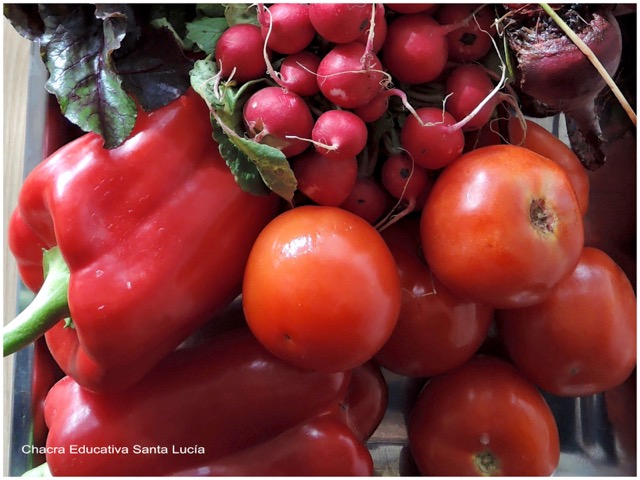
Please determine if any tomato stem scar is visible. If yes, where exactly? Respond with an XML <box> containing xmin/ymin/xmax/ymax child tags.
<box><xmin>529</xmin><ymin>198</ymin><xmax>556</xmax><ymax>233</ymax></box>
<box><xmin>474</xmin><ymin>449</ymin><xmax>500</xmax><ymax>476</ymax></box>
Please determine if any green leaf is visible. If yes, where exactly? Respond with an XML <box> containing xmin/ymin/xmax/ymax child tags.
<box><xmin>186</xmin><ymin>17</ymin><xmax>229</xmax><ymax>55</ymax></box>
<box><xmin>115</xmin><ymin>26</ymin><xmax>193</xmax><ymax>112</ymax></box>
<box><xmin>225</xmin><ymin>4</ymin><xmax>259</xmax><ymax>26</ymax></box>
<box><xmin>196</xmin><ymin>4</ymin><xmax>227</xmax><ymax>18</ymax></box>
<box><xmin>191</xmin><ymin>57</ymin><xmax>297</xmax><ymax>202</ymax></box>
<box><xmin>212</xmin><ymin>122</ymin><xmax>270</xmax><ymax>196</ymax></box>
<box><xmin>226</xmin><ymin>128</ymin><xmax>297</xmax><ymax>201</ymax></box>
<box><xmin>41</xmin><ymin>4</ymin><xmax>137</xmax><ymax>149</ymax></box>
<box><xmin>3</xmin><ymin>4</ymin><xmax>44</xmax><ymax>40</ymax></box>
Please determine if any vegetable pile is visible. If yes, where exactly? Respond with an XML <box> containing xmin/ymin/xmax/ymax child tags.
<box><xmin>3</xmin><ymin>3</ymin><xmax>637</xmax><ymax>477</ymax></box>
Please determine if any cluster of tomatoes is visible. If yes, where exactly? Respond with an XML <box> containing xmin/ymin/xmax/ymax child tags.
<box><xmin>206</xmin><ymin>3</ymin><xmax>639</xmax><ymax>476</ymax></box>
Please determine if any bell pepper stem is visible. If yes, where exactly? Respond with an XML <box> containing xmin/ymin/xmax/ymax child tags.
<box><xmin>4</xmin><ymin>246</ymin><xmax>70</xmax><ymax>356</ymax></box>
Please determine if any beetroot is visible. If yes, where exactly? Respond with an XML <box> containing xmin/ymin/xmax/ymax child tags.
<box><xmin>503</xmin><ymin>4</ymin><xmax>624</xmax><ymax>170</ymax></box>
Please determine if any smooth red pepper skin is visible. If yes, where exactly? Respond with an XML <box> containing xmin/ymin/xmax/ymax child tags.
<box><xmin>328</xmin><ymin>361</ymin><xmax>389</xmax><ymax>443</ymax></box>
<box><xmin>30</xmin><ymin>338</ymin><xmax>65</xmax><ymax>467</ymax></box>
<box><xmin>9</xmin><ymin>90</ymin><xmax>280</xmax><ymax>392</ymax></box>
<box><xmin>173</xmin><ymin>415</ymin><xmax>374</xmax><ymax>476</ymax></box>
<box><xmin>44</xmin><ymin>328</ymin><xmax>351</xmax><ymax>476</ymax></box>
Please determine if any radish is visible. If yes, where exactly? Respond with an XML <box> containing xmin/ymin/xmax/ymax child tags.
<box><xmin>382</xmin><ymin>14</ymin><xmax>449</xmax><ymax>85</ymax></box>
<box><xmin>503</xmin><ymin>4</ymin><xmax>625</xmax><ymax>169</ymax></box>
<box><xmin>215</xmin><ymin>24</ymin><xmax>269</xmax><ymax>83</ymax></box>
<box><xmin>340</xmin><ymin>177</ymin><xmax>389</xmax><ymax>225</ymax></box>
<box><xmin>311</xmin><ymin>110</ymin><xmax>368</xmax><ymax>160</ymax></box>
<box><xmin>354</xmin><ymin>91</ymin><xmax>391</xmax><ymax>123</ymax></box>
<box><xmin>400</xmin><ymin>107</ymin><xmax>465</xmax><ymax>170</ymax></box>
<box><xmin>445</xmin><ymin>64</ymin><xmax>499</xmax><ymax>131</ymax></box>
<box><xmin>380</xmin><ymin>153</ymin><xmax>430</xmax><ymax>225</ymax></box>
<box><xmin>375</xmin><ymin>152</ymin><xmax>435</xmax><ymax>231</ymax></box>
<box><xmin>291</xmin><ymin>150</ymin><xmax>358</xmax><ymax>207</ymax></box>
<box><xmin>279</xmin><ymin>51</ymin><xmax>321</xmax><ymax>97</ymax></box>
<box><xmin>316</xmin><ymin>42</ymin><xmax>386</xmax><ymax>109</ymax></box>
<box><xmin>243</xmin><ymin>87</ymin><xmax>314</xmax><ymax>158</ymax></box>
<box><xmin>258</xmin><ymin>3</ymin><xmax>316</xmax><ymax>55</ymax></box>
<box><xmin>355</xmin><ymin>3</ymin><xmax>388</xmax><ymax>54</ymax></box>
<box><xmin>387</xmin><ymin>4</ymin><xmax>438</xmax><ymax>15</ymax></box>
<box><xmin>437</xmin><ymin>4</ymin><xmax>497</xmax><ymax>62</ymax></box>
<box><xmin>308</xmin><ymin>3</ymin><xmax>373</xmax><ymax>44</ymax></box>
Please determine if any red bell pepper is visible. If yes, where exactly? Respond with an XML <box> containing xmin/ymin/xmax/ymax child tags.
<box><xmin>42</xmin><ymin>328</ymin><xmax>355</xmax><ymax>476</ymax></box>
<box><xmin>337</xmin><ymin>361</ymin><xmax>389</xmax><ymax>442</ymax></box>
<box><xmin>172</xmin><ymin>415</ymin><xmax>374</xmax><ymax>476</ymax></box>
<box><xmin>4</xmin><ymin>89</ymin><xmax>280</xmax><ymax>392</ymax></box>
<box><xmin>29</xmin><ymin>338</ymin><xmax>65</xmax><ymax>468</ymax></box>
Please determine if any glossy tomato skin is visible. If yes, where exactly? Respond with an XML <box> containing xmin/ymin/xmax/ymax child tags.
<box><xmin>408</xmin><ymin>355</ymin><xmax>560</xmax><ymax>476</ymax></box>
<box><xmin>497</xmin><ymin>247</ymin><xmax>637</xmax><ymax>397</ymax></box>
<box><xmin>242</xmin><ymin>205</ymin><xmax>401</xmax><ymax>373</ymax></box>
<box><xmin>421</xmin><ymin>145</ymin><xmax>584</xmax><ymax>309</ymax></box>
<box><xmin>508</xmin><ymin>117</ymin><xmax>590</xmax><ymax>216</ymax></box>
<box><xmin>375</xmin><ymin>215</ymin><xmax>494</xmax><ymax>377</ymax></box>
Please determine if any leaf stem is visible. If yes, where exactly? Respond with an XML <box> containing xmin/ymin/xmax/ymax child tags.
<box><xmin>539</xmin><ymin>3</ymin><xmax>637</xmax><ymax>126</ymax></box>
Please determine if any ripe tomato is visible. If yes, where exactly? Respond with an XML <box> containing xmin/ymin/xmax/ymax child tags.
<box><xmin>408</xmin><ymin>356</ymin><xmax>560</xmax><ymax>476</ymax></box>
<box><xmin>508</xmin><ymin>117</ymin><xmax>590</xmax><ymax>216</ymax></box>
<box><xmin>242</xmin><ymin>205</ymin><xmax>401</xmax><ymax>372</ymax></box>
<box><xmin>421</xmin><ymin>144</ymin><xmax>584</xmax><ymax>309</ymax></box>
<box><xmin>497</xmin><ymin>247</ymin><xmax>636</xmax><ymax>397</ymax></box>
<box><xmin>375</xmin><ymin>215</ymin><xmax>494</xmax><ymax>377</ymax></box>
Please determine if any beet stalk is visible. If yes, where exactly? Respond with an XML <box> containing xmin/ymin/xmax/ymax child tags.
<box><xmin>503</xmin><ymin>4</ymin><xmax>624</xmax><ymax>170</ymax></box>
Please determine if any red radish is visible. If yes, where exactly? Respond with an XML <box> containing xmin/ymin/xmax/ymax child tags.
<box><xmin>437</xmin><ymin>4</ymin><xmax>497</xmax><ymax>62</ymax></box>
<box><xmin>503</xmin><ymin>4</ymin><xmax>624</xmax><ymax>169</ymax></box>
<box><xmin>400</xmin><ymin>107</ymin><xmax>465</xmax><ymax>170</ymax></box>
<box><xmin>311</xmin><ymin>110</ymin><xmax>368</xmax><ymax>160</ymax></box>
<box><xmin>340</xmin><ymin>177</ymin><xmax>389</xmax><ymax>225</ymax></box>
<box><xmin>387</xmin><ymin>4</ymin><xmax>438</xmax><ymax>15</ymax></box>
<box><xmin>316</xmin><ymin>42</ymin><xmax>386</xmax><ymax>109</ymax></box>
<box><xmin>382</xmin><ymin>14</ymin><xmax>448</xmax><ymax>85</ymax></box>
<box><xmin>354</xmin><ymin>91</ymin><xmax>391</xmax><ymax>123</ymax></box>
<box><xmin>381</xmin><ymin>153</ymin><xmax>430</xmax><ymax>205</ymax></box>
<box><xmin>355</xmin><ymin>3</ymin><xmax>388</xmax><ymax>54</ymax></box>
<box><xmin>215</xmin><ymin>24</ymin><xmax>269</xmax><ymax>83</ymax></box>
<box><xmin>308</xmin><ymin>3</ymin><xmax>373</xmax><ymax>44</ymax></box>
<box><xmin>463</xmin><ymin>123</ymin><xmax>503</xmax><ymax>153</ymax></box>
<box><xmin>243</xmin><ymin>87</ymin><xmax>314</xmax><ymax>158</ymax></box>
<box><xmin>258</xmin><ymin>3</ymin><xmax>316</xmax><ymax>55</ymax></box>
<box><xmin>445</xmin><ymin>64</ymin><xmax>499</xmax><ymax>131</ymax></box>
<box><xmin>292</xmin><ymin>150</ymin><xmax>358</xmax><ymax>207</ymax></box>
<box><xmin>279</xmin><ymin>51</ymin><xmax>321</xmax><ymax>97</ymax></box>
<box><xmin>376</xmin><ymin>153</ymin><xmax>431</xmax><ymax>229</ymax></box>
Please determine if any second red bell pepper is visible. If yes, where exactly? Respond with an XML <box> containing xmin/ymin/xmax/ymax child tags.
<box><xmin>172</xmin><ymin>415</ymin><xmax>374</xmax><ymax>476</ymax></box>
<box><xmin>4</xmin><ymin>89</ymin><xmax>280</xmax><ymax>392</ymax></box>
<box><xmin>42</xmin><ymin>328</ymin><xmax>359</xmax><ymax>476</ymax></box>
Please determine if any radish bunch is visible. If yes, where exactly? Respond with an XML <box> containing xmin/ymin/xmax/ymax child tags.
<box><xmin>201</xmin><ymin>3</ymin><xmax>622</xmax><ymax>227</ymax></box>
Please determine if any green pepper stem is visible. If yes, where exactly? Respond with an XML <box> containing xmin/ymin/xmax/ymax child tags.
<box><xmin>4</xmin><ymin>246</ymin><xmax>70</xmax><ymax>356</ymax></box>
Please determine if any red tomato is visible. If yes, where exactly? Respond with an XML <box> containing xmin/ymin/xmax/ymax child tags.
<box><xmin>408</xmin><ymin>356</ymin><xmax>560</xmax><ymax>476</ymax></box>
<box><xmin>421</xmin><ymin>144</ymin><xmax>584</xmax><ymax>309</ymax></box>
<box><xmin>497</xmin><ymin>247</ymin><xmax>637</xmax><ymax>397</ymax></box>
<box><xmin>375</xmin><ymin>215</ymin><xmax>494</xmax><ymax>377</ymax></box>
<box><xmin>508</xmin><ymin>117</ymin><xmax>590</xmax><ymax>216</ymax></box>
<box><xmin>242</xmin><ymin>205</ymin><xmax>401</xmax><ymax>372</ymax></box>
